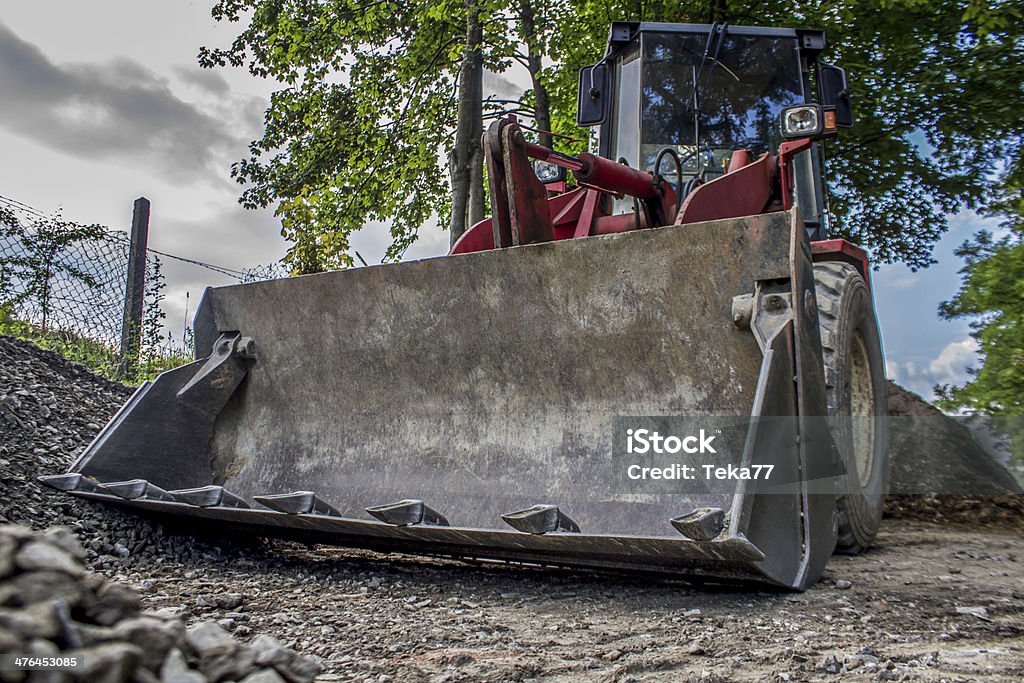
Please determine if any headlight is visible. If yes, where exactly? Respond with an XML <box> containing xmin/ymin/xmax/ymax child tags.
<box><xmin>780</xmin><ymin>105</ymin><xmax>824</xmax><ymax>139</ymax></box>
<box><xmin>532</xmin><ymin>160</ymin><xmax>565</xmax><ymax>184</ymax></box>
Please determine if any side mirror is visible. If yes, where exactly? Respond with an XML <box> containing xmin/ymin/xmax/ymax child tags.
<box><xmin>818</xmin><ymin>64</ymin><xmax>852</xmax><ymax>128</ymax></box>
<box><xmin>577</xmin><ymin>62</ymin><xmax>610</xmax><ymax>126</ymax></box>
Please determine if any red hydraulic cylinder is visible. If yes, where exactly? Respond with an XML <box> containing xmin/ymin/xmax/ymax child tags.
<box><xmin>574</xmin><ymin>153</ymin><xmax>660</xmax><ymax>199</ymax></box>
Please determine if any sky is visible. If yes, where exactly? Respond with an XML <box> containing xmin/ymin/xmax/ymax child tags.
<box><xmin>0</xmin><ymin>2</ymin><xmax>990</xmax><ymax>401</ymax></box>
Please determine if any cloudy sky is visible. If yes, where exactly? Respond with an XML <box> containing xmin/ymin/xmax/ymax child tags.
<box><xmin>0</xmin><ymin>2</ymin><xmax>989</xmax><ymax>400</ymax></box>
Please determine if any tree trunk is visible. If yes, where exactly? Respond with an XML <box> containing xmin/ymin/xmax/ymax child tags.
<box><xmin>518</xmin><ymin>0</ymin><xmax>552</xmax><ymax>149</ymax></box>
<box><xmin>449</xmin><ymin>0</ymin><xmax>485</xmax><ymax>247</ymax></box>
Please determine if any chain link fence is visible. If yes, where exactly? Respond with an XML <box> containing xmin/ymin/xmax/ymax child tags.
<box><xmin>0</xmin><ymin>196</ymin><xmax>289</xmax><ymax>380</ymax></box>
<box><xmin>0</xmin><ymin>224</ymin><xmax>131</xmax><ymax>346</ymax></box>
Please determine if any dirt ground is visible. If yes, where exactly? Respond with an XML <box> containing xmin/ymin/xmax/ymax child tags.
<box><xmin>92</xmin><ymin>516</ymin><xmax>1020</xmax><ymax>683</ymax></box>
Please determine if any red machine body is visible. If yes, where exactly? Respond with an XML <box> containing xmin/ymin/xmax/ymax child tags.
<box><xmin>451</xmin><ymin>117</ymin><xmax>869</xmax><ymax>281</ymax></box>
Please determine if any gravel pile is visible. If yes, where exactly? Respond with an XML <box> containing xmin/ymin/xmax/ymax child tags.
<box><xmin>0</xmin><ymin>524</ymin><xmax>320</xmax><ymax>683</ymax></box>
<box><xmin>0</xmin><ymin>335</ymin><xmax>262</xmax><ymax>571</ymax></box>
<box><xmin>0</xmin><ymin>335</ymin><xmax>131</xmax><ymax>530</ymax></box>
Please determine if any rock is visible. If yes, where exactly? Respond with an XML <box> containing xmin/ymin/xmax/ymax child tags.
<box><xmin>131</xmin><ymin>667</ymin><xmax>161</xmax><ymax>683</ymax></box>
<box><xmin>844</xmin><ymin>653</ymin><xmax>878</xmax><ymax>670</ymax></box>
<box><xmin>160</xmin><ymin>648</ymin><xmax>207</xmax><ymax>683</ymax></box>
<box><xmin>89</xmin><ymin>583</ymin><xmax>141</xmax><ymax>626</ymax></box>
<box><xmin>70</xmin><ymin>621</ymin><xmax>117</xmax><ymax>647</ymax></box>
<box><xmin>40</xmin><ymin>527</ymin><xmax>86</xmax><ymax>560</ymax></box>
<box><xmin>112</xmin><ymin>617</ymin><xmax>184</xmax><ymax>672</ymax></box>
<box><xmin>0</xmin><ymin>624</ymin><xmax>23</xmax><ymax>652</ymax></box>
<box><xmin>0</xmin><ymin>602</ymin><xmax>59</xmax><ymax>640</ymax></box>
<box><xmin>250</xmin><ymin>635</ymin><xmax>321</xmax><ymax>683</ymax></box>
<box><xmin>601</xmin><ymin>649</ymin><xmax>623</xmax><ymax>662</ymax></box>
<box><xmin>955</xmin><ymin>606</ymin><xmax>991</xmax><ymax>621</ymax></box>
<box><xmin>214</xmin><ymin>593</ymin><xmax>244</xmax><ymax>610</ymax></box>
<box><xmin>0</xmin><ymin>535</ymin><xmax>17</xmax><ymax>579</ymax></box>
<box><xmin>239</xmin><ymin>670</ymin><xmax>287</xmax><ymax>683</ymax></box>
<box><xmin>185</xmin><ymin>622</ymin><xmax>237</xmax><ymax>658</ymax></box>
<box><xmin>834</xmin><ymin>580</ymin><xmax>852</xmax><ymax>590</ymax></box>
<box><xmin>201</xmin><ymin>647</ymin><xmax>257</xmax><ymax>683</ymax></box>
<box><xmin>821</xmin><ymin>655</ymin><xmax>842</xmax><ymax>674</ymax></box>
<box><xmin>0</xmin><ymin>525</ymin><xmax>34</xmax><ymax>542</ymax></box>
<box><xmin>3</xmin><ymin>570</ymin><xmax>86</xmax><ymax>608</ymax></box>
<box><xmin>144</xmin><ymin>607</ymin><xmax>187</xmax><ymax>621</ymax></box>
<box><xmin>14</xmin><ymin>541</ymin><xmax>83</xmax><ymax>576</ymax></box>
<box><xmin>72</xmin><ymin>642</ymin><xmax>143</xmax><ymax>683</ymax></box>
<box><xmin>887</xmin><ymin>382</ymin><xmax>1022</xmax><ymax>495</ymax></box>
<box><xmin>24</xmin><ymin>638</ymin><xmax>67</xmax><ymax>683</ymax></box>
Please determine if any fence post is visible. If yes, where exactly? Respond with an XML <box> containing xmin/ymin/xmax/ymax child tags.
<box><xmin>117</xmin><ymin>197</ymin><xmax>150</xmax><ymax>379</ymax></box>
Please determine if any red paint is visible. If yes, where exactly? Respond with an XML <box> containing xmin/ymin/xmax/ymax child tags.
<box><xmin>450</xmin><ymin>218</ymin><xmax>495</xmax><ymax>255</ymax></box>
<box><xmin>451</xmin><ymin>117</ymin><xmax>850</xmax><ymax>263</ymax></box>
<box><xmin>727</xmin><ymin>149</ymin><xmax>754</xmax><ymax>172</ymax></box>
<box><xmin>811</xmin><ymin>239</ymin><xmax>872</xmax><ymax>290</ymax></box>
<box><xmin>575</xmin><ymin>153</ymin><xmax>660</xmax><ymax>200</ymax></box>
<box><xmin>575</xmin><ymin>189</ymin><xmax>601</xmax><ymax>238</ymax></box>
<box><xmin>677</xmin><ymin>153</ymin><xmax>774</xmax><ymax>224</ymax></box>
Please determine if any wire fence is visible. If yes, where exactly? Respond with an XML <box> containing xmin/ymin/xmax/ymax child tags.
<box><xmin>0</xmin><ymin>225</ymin><xmax>130</xmax><ymax>346</ymax></box>
<box><xmin>0</xmin><ymin>194</ymin><xmax>289</xmax><ymax>375</ymax></box>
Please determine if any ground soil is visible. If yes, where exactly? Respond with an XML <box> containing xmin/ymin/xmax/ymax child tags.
<box><xmin>105</xmin><ymin>517</ymin><xmax>1022</xmax><ymax>683</ymax></box>
<box><xmin>2</xmin><ymin>335</ymin><xmax>1022</xmax><ymax>682</ymax></box>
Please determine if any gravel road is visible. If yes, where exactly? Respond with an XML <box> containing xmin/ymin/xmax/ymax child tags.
<box><xmin>2</xmin><ymin>334</ymin><xmax>1022</xmax><ymax>682</ymax></box>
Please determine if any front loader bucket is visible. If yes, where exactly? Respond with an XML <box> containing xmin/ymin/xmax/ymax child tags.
<box><xmin>46</xmin><ymin>209</ymin><xmax>841</xmax><ymax>589</ymax></box>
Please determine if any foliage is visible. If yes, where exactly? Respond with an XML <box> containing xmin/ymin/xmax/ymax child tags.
<box><xmin>200</xmin><ymin>0</ymin><xmax>472</xmax><ymax>273</ymax></box>
<box><xmin>136</xmin><ymin>256</ymin><xmax>192</xmax><ymax>380</ymax></box>
<box><xmin>0</xmin><ymin>209</ymin><xmax>107</xmax><ymax>330</ymax></box>
<box><xmin>544</xmin><ymin>0</ymin><xmax>1024</xmax><ymax>269</ymax></box>
<box><xmin>206</xmin><ymin>0</ymin><xmax>1024</xmax><ymax>272</ymax></box>
<box><xmin>0</xmin><ymin>302</ymin><xmax>192</xmax><ymax>385</ymax></box>
<box><xmin>936</xmin><ymin>160</ymin><xmax>1024</xmax><ymax>473</ymax></box>
<box><xmin>0</xmin><ymin>302</ymin><xmax>122</xmax><ymax>378</ymax></box>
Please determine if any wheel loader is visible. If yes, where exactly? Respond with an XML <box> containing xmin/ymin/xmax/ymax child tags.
<box><xmin>42</xmin><ymin>22</ymin><xmax>889</xmax><ymax>590</ymax></box>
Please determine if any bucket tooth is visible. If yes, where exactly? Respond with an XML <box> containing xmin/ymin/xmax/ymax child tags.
<box><xmin>38</xmin><ymin>473</ymin><xmax>103</xmax><ymax>493</ymax></box>
<box><xmin>169</xmin><ymin>485</ymin><xmax>249</xmax><ymax>508</ymax></box>
<box><xmin>365</xmin><ymin>499</ymin><xmax>449</xmax><ymax>527</ymax></box>
<box><xmin>671</xmin><ymin>507</ymin><xmax>726</xmax><ymax>541</ymax></box>
<box><xmin>254</xmin><ymin>491</ymin><xmax>341</xmax><ymax>516</ymax></box>
<box><xmin>502</xmin><ymin>505</ymin><xmax>580</xmax><ymax>535</ymax></box>
<box><xmin>100</xmin><ymin>479</ymin><xmax>176</xmax><ymax>502</ymax></box>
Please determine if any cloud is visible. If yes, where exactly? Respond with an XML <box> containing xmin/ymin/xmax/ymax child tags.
<box><xmin>484</xmin><ymin>71</ymin><xmax>526</xmax><ymax>102</ymax></box>
<box><xmin>927</xmin><ymin>338</ymin><xmax>979</xmax><ymax>382</ymax></box>
<box><xmin>0</xmin><ymin>20</ymin><xmax>247</xmax><ymax>184</ymax></box>
<box><xmin>171</xmin><ymin>64</ymin><xmax>231</xmax><ymax>97</ymax></box>
<box><xmin>887</xmin><ymin>337</ymin><xmax>979</xmax><ymax>400</ymax></box>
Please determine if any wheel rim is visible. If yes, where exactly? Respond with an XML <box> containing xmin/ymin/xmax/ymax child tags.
<box><xmin>850</xmin><ymin>331</ymin><xmax>876</xmax><ymax>486</ymax></box>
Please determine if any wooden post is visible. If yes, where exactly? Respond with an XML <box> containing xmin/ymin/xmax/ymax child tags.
<box><xmin>118</xmin><ymin>197</ymin><xmax>150</xmax><ymax>379</ymax></box>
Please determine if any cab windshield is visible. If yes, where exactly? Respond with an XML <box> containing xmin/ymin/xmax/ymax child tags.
<box><xmin>611</xmin><ymin>30</ymin><xmax>805</xmax><ymax>184</ymax></box>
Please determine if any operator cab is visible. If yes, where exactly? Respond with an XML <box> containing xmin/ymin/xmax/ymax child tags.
<box><xmin>576</xmin><ymin>22</ymin><xmax>847</xmax><ymax>240</ymax></box>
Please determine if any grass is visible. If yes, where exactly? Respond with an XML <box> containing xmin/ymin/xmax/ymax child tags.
<box><xmin>0</xmin><ymin>306</ymin><xmax>192</xmax><ymax>384</ymax></box>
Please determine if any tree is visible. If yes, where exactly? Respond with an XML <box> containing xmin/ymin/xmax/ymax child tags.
<box><xmin>0</xmin><ymin>209</ymin><xmax>106</xmax><ymax>332</ymax></box>
<box><xmin>202</xmin><ymin>0</ymin><xmax>547</xmax><ymax>270</ymax></box>
<box><xmin>545</xmin><ymin>0</ymin><xmax>1024</xmax><ymax>268</ymax></box>
<box><xmin>201</xmin><ymin>0</ymin><xmax>462</xmax><ymax>272</ymax></box>
<box><xmin>209</xmin><ymin>0</ymin><xmax>1024</xmax><ymax>271</ymax></box>
<box><xmin>936</xmin><ymin>158</ymin><xmax>1024</xmax><ymax>472</ymax></box>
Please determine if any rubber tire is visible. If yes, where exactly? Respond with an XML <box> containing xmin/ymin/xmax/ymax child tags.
<box><xmin>814</xmin><ymin>262</ymin><xmax>890</xmax><ymax>554</ymax></box>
